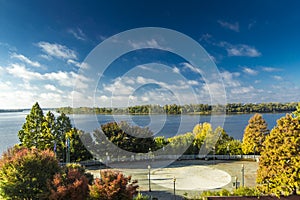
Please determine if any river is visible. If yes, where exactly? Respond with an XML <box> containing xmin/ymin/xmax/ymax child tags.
<box><xmin>0</xmin><ymin>111</ymin><xmax>287</xmax><ymax>155</ymax></box>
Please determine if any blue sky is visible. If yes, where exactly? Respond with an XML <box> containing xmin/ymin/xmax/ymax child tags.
<box><xmin>0</xmin><ymin>0</ymin><xmax>300</xmax><ymax>109</ymax></box>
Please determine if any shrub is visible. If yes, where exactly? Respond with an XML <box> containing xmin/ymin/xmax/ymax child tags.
<box><xmin>48</xmin><ymin>164</ymin><xmax>91</xmax><ymax>200</ymax></box>
<box><xmin>89</xmin><ymin>170</ymin><xmax>138</xmax><ymax>200</ymax></box>
<box><xmin>0</xmin><ymin>146</ymin><xmax>60</xmax><ymax>199</ymax></box>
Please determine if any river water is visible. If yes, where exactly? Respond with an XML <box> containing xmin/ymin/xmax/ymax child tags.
<box><xmin>0</xmin><ymin>111</ymin><xmax>287</xmax><ymax>155</ymax></box>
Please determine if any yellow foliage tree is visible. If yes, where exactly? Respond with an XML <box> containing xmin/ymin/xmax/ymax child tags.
<box><xmin>242</xmin><ymin>113</ymin><xmax>269</xmax><ymax>154</ymax></box>
<box><xmin>256</xmin><ymin>114</ymin><xmax>300</xmax><ymax>196</ymax></box>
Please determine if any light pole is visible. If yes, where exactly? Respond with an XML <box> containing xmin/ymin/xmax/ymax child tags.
<box><xmin>66</xmin><ymin>137</ymin><xmax>70</xmax><ymax>163</ymax></box>
<box><xmin>148</xmin><ymin>165</ymin><xmax>151</xmax><ymax>192</ymax></box>
<box><xmin>253</xmin><ymin>145</ymin><xmax>256</xmax><ymax>161</ymax></box>
<box><xmin>235</xmin><ymin>176</ymin><xmax>238</xmax><ymax>189</ymax></box>
<box><xmin>227</xmin><ymin>144</ymin><xmax>230</xmax><ymax>160</ymax></box>
<box><xmin>241</xmin><ymin>164</ymin><xmax>245</xmax><ymax>187</ymax></box>
<box><xmin>173</xmin><ymin>177</ymin><xmax>176</xmax><ymax>200</ymax></box>
<box><xmin>106</xmin><ymin>152</ymin><xmax>109</xmax><ymax>167</ymax></box>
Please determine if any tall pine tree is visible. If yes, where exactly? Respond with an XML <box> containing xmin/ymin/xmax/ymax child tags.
<box><xmin>242</xmin><ymin>113</ymin><xmax>269</xmax><ymax>154</ymax></box>
<box><xmin>18</xmin><ymin>102</ymin><xmax>44</xmax><ymax>148</ymax></box>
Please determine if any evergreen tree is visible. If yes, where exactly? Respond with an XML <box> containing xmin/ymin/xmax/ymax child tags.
<box><xmin>18</xmin><ymin>102</ymin><xmax>44</xmax><ymax>148</ymax></box>
<box><xmin>39</xmin><ymin>111</ymin><xmax>56</xmax><ymax>150</ymax></box>
<box><xmin>55</xmin><ymin>113</ymin><xmax>72</xmax><ymax>161</ymax></box>
<box><xmin>66</xmin><ymin>128</ymin><xmax>93</xmax><ymax>162</ymax></box>
<box><xmin>256</xmin><ymin>114</ymin><xmax>300</xmax><ymax>196</ymax></box>
<box><xmin>242</xmin><ymin>113</ymin><xmax>269</xmax><ymax>155</ymax></box>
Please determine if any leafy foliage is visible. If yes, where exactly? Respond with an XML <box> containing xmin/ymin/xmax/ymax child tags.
<box><xmin>256</xmin><ymin>114</ymin><xmax>300</xmax><ymax>196</ymax></box>
<box><xmin>242</xmin><ymin>113</ymin><xmax>269</xmax><ymax>155</ymax></box>
<box><xmin>66</xmin><ymin>128</ymin><xmax>93</xmax><ymax>162</ymax></box>
<box><xmin>18</xmin><ymin>102</ymin><xmax>92</xmax><ymax>162</ymax></box>
<box><xmin>100</xmin><ymin>121</ymin><xmax>157</xmax><ymax>153</ymax></box>
<box><xmin>56</xmin><ymin>102</ymin><xmax>298</xmax><ymax>115</ymax></box>
<box><xmin>133</xmin><ymin>192</ymin><xmax>150</xmax><ymax>200</ymax></box>
<box><xmin>48</xmin><ymin>164</ymin><xmax>91</xmax><ymax>200</ymax></box>
<box><xmin>18</xmin><ymin>102</ymin><xmax>44</xmax><ymax>148</ymax></box>
<box><xmin>0</xmin><ymin>146</ymin><xmax>60</xmax><ymax>200</ymax></box>
<box><xmin>200</xmin><ymin>187</ymin><xmax>261</xmax><ymax>199</ymax></box>
<box><xmin>89</xmin><ymin>170</ymin><xmax>138</xmax><ymax>200</ymax></box>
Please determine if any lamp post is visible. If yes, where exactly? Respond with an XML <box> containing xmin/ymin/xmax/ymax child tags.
<box><xmin>235</xmin><ymin>176</ymin><xmax>238</xmax><ymax>189</ymax></box>
<box><xmin>241</xmin><ymin>164</ymin><xmax>245</xmax><ymax>187</ymax></box>
<box><xmin>253</xmin><ymin>145</ymin><xmax>256</xmax><ymax>161</ymax></box>
<box><xmin>227</xmin><ymin>144</ymin><xmax>230</xmax><ymax>160</ymax></box>
<box><xmin>173</xmin><ymin>177</ymin><xmax>176</xmax><ymax>200</ymax></box>
<box><xmin>66</xmin><ymin>137</ymin><xmax>70</xmax><ymax>163</ymax></box>
<box><xmin>148</xmin><ymin>165</ymin><xmax>151</xmax><ymax>192</ymax></box>
<box><xmin>106</xmin><ymin>152</ymin><xmax>109</xmax><ymax>167</ymax></box>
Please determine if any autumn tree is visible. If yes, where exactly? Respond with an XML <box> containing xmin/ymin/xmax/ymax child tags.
<box><xmin>48</xmin><ymin>164</ymin><xmax>91</xmax><ymax>200</ymax></box>
<box><xmin>292</xmin><ymin>102</ymin><xmax>300</xmax><ymax>118</ymax></box>
<box><xmin>193</xmin><ymin>122</ymin><xmax>212</xmax><ymax>150</ymax></box>
<box><xmin>242</xmin><ymin>113</ymin><xmax>269</xmax><ymax>155</ymax></box>
<box><xmin>0</xmin><ymin>146</ymin><xmax>60</xmax><ymax>199</ymax></box>
<box><xmin>256</xmin><ymin>114</ymin><xmax>300</xmax><ymax>196</ymax></box>
<box><xmin>89</xmin><ymin>170</ymin><xmax>138</xmax><ymax>200</ymax></box>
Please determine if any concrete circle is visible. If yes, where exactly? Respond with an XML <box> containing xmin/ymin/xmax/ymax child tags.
<box><xmin>151</xmin><ymin>165</ymin><xmax>231</xmax><ymax>190</ymax></box>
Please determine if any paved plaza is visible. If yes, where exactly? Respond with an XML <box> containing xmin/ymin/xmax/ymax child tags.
<box><xmin>87</xmin><ymin>159</ymin><xmax>259</xmax><ymax>199</ymax></box>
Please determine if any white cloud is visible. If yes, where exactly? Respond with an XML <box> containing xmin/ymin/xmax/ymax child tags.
<box><xmin>231</xmin><ymin>86</ymin><xmax>254</xmax><ymax>94</ymax></box>
<box><xmin>218</xmin><ymin>20</ymin><xmax>239</xmax><ymax>32</ymax></box>
<box><xmin>11</xmin><ymin>53</ymin><xmax>41</xmax><ymax>67</ymax></box>
<box><xmin>128</xmin><ymin>39</ymin><xmax>171</xmax><ymax>50</ymax></box>
<box><xmin>272</xmin><ymin>75</ymin><xmax>283</xmax><ymax>81</ymax></box>
<box><xmin>44</xmin><ymin>84</ymin><xmax>63</xmax><ymax>93</ymax></box>
<box><xmin>0</xmin><ymin>81</ymin><xmax>12</xmax><ymax>91</ymax></box>
<box><xmin>243</xmin><ymin>67</ymin><xmax>258</xmax><ymax>75</ymax></box>
<box><xmin>221</xmin><ymin>71</ymin><xmax>241</xmax><ymax>87</ymax></box>
<box><xmin>187</xmin><ymin>80</ymin><xmax>199</xmax><ymax>85</ymax></box>
<box><xmin>6</xmin><ymin>63</ymin><xmax>89</xmax><ymax>89</ymax></box>
<box><xmin>181</xmin><ymin>62</ymin><xmax>203</xmax><ymax>74</ymax></box>
<box><xmin>7</xmin><ymin>63</ymin><xmax>43</xmax><ymax>80</ymax></box>
<box><xmin>68</xmin><ymin>28</ymin><xmax>87</xmax><ymax>41</ymax></box>
<box><xmin>172</xmin><ymin>67</ymin><xmax>180</xmax><ymax>74</ymax></box>
<box><xmin>67</xmin><ymin>59</ymin><xmax>89</xmax><ymax>69</ymax></box>
<box><xmin>37</xmin><ymin>42</ymin><xmax>77</xmax><ymax>60</ymax></box>
<box><xmin>262</xmin><ymin>67</ymin><xmax>282</xmax><ymax>72</ymax></box>
<box><xmin>220</xmin><ymin>42</ymin><xmax>261</xmax><ymax>57</ymax></box>
<box><xmin>39</xmin><ymin>54</ymin><xmax>52</xmax><ymax>61</ymax></box>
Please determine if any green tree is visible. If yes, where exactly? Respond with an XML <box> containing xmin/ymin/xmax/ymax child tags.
<box><xmin>0</xmin><ymin>146</ymin><xmax>60</xmax><ymax>199</ymax></box>
<box><xmin>18</xmin><ymin>103</ymin><xmax>92</xmax><ymax>162</ymax></box>
<box><xmin>242</xmin><ymin>113</ymin><xmax>269</xmax><ymax>155</ymax></box>
<box><xmin>39</xmin><ymin>111</ymin><xmax>56</xmax><ymax>150</ymax></box>
<box><xmin>18</xmin><ymin>102</ymin><xmax>44</xmax><ymax>148</ymax></box>
<box><xmin>66</xmin><ymin>128</ymin><xmax>93</xmax><ymax>162</ymax></box>
<box><xmin>214</xmin><ymin>127</ymin><xmax>234</xmax><ymax>155</ymax></box>
<box><xmin>55</xmin><ymin>113</ymin><xmax>72</xmax><ymax>161</ymax></box>
<box><xmin>226</xmin><ymin>139</ymin><xmax>243</xmax><ymax>155</ymax></box>
<box><xmin>89</xmin><ymin>170</ymin><xmax>138</xmax><ymax>200</ymax></box>
<box><xmin>256</xmin><ymin>114</ymin><xmax>300</xmax><ymax>196</ymax></box>
<box><xmin>101</xmin><ymin>121</ymin><xmax>156</xmax><ymax>153</ymax></box>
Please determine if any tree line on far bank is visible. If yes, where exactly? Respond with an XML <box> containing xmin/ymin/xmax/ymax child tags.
<box><xmin>56</xmin><ymin>102</ymin><xmax>298</xmax><ymax>115</ymax></box>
